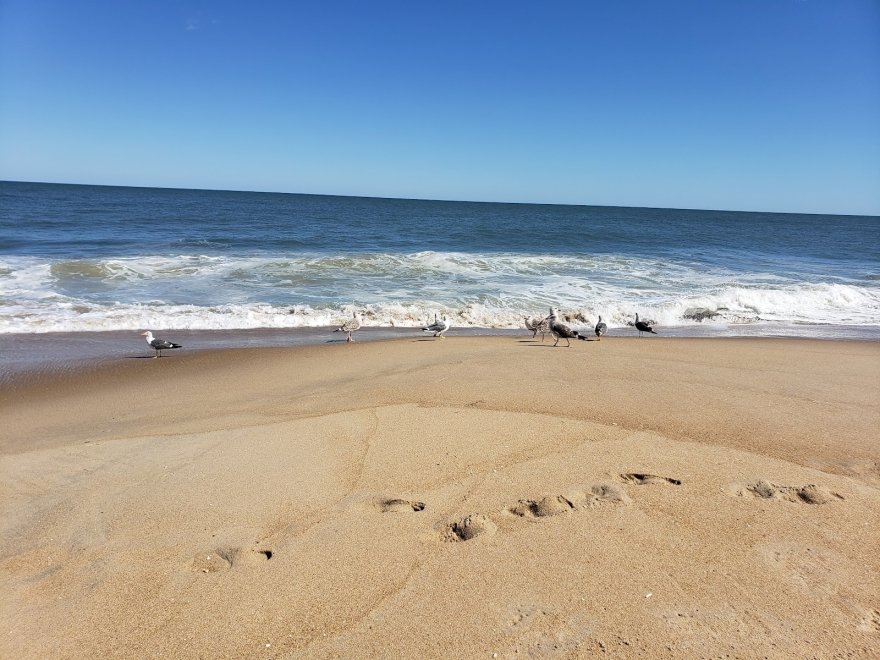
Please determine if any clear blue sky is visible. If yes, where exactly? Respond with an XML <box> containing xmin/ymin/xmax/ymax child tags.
<box><xmin>1</xmin><ymin>1</ymin><xmax>878</xmax><ymax>214</ymax></box>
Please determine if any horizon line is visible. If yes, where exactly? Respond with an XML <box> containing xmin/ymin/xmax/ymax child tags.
<box><xmin>2</xmin><ymin>178</ymin><xmax>877</xmax><ymax>218</ymax></box>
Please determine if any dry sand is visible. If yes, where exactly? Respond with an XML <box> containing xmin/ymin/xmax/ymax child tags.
<box><xmin>1</xmin><ymin>336</ymin><xmax>879</xmax><ymax>658</ymax></box>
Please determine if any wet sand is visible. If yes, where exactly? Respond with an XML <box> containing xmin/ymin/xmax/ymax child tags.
<box><xmin>2</xmin><ymin>336</ymin><xmax>879</xmax><ymax>658</ymax></box>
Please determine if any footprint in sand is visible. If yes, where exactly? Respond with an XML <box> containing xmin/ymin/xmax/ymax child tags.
<box><xmin>736</xmin><ymin>479</ymin><xmax>843</xmax><ymax>504</ymax></box>
<box><xmin>500</xmin><ymin>604</ymin><xmax>591</xmax><ymax>657</ymax></box>
<box><xmin>620</xmin><ymin>473</ymin><xmax>682</xmax><ymax>486</ymax></box>
<box><xmin>191</xmin><ymin>548</ymin><xmax>235</xmax><ymax>573</ymax></box>
<box><xmin>757</xmin><ymin>542</ymin><xmax>847</xmax><ymax>596</ymax></box>
<box><xmin>191</xmin><ymin>546</ymin><xmax>273</xmax><ymax>573</ymax></box>
<box><xmin>858</xmin><ymin>609</ymin><xmax>880</xmax><ymax>634</ymax></box>
<box><xmin>660</xmin><ymin>605</ymin><xmax>777</xmax><ymax>651</ymax></box>
<box><xmin>380</xmin><ymin>498</ymin><xmax>426</xmax><ymax>513</ymax></box>
<box><xmin>443</xmin><ymin>483</ymin><xmax>629</xmax><ymax>542</ymax></box>
<box><xmin>508</xmin><ymin>495</ymin><xmax>575</xmax><ymax>518</ymax></box>
<box><xmin>443</xmin><ymin>514</ymin><xmax>497</xmax><ymax>542</ymax></box>
<box><xmin>587</xmin><ymin>483</ymin><xmax>631</xmax><ymax>505</ymax></box>
<box><xmin>507</xmin><ymin>483</ymin><xmax>631</xmax><ymax>519</ymax></box>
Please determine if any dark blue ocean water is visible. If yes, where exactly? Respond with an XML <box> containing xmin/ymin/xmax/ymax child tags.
<box><xmin>1</xmin><ymin>181</ymin><xmax>878</xmax><ymax>335</ymax></box>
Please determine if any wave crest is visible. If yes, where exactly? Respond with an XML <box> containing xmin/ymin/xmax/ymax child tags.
<box><xmin>1</xmin><ymin>253</ymin><xmax>878</xmax><ymax>333</ymax></box>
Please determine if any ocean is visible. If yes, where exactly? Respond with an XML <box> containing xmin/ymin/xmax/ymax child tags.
<box><xmin>1</xmin><ymin>181</ymin><xmax>879</xmax><ymax>352</ymax></box>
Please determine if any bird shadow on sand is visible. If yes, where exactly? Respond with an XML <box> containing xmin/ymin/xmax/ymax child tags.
<box><xmin>519</xmin><ymin>338</ymin><xmax>601</xmax><ymax>345</ymax></box>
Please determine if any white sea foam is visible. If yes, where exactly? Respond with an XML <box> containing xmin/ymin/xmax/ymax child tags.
<box><xmin>1</xmin><ymin>253</ymin><xmax>879</xmax><ymax>333</ymax></box>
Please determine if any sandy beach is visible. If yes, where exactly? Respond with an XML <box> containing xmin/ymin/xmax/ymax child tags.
<box><xmin>2</xmin><ymin>336</ymin><xmax>879</xmax><ymax>658</ymax></box>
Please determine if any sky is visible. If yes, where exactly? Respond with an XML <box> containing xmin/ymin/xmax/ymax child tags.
<box><xmin>1</xmin><ymin>0</ymin><xmax>878</xmax><ymax>215</ymax></box>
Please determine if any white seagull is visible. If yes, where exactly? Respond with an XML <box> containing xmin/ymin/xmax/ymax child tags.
<box><xmin>594</xmin><ymin>315</ymin><xmax>607</xmax><ymax>340</ymax></box>
<box><xmin>634</xmin><ymin>313</ymin><xmax>658</xmax><ymax>337</ymax></box>
<box><xmin>141</xmin><ymin>331</ymin><xmax>182</xmax><ymax>358</ymax></box>
<box><xmin>547</xmin><ymin>308</ymin><xmax>589</xmax><ymax>347</ymax></box>
<box><xmin>334</xmin><ymin>312</ymin><xmax>362</xmax><ymax>342</ymax></box>
<box><xmin>422</xmin><ymin>315</ymin><xmax>450</xmax><ymax>339</ymax></box>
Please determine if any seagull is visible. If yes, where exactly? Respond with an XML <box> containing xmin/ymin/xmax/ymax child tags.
<box><xmin>141</xmin><ymin>331</ymin><xmax>182</xmax><ymax>358</ymax></box>
<box><xmin>594</xmin><ymin>315</ymin><xmax>607</xmax><ymax>340</ymax></box>
<box><xmin>334</xmin><ymin>311</ymin><xmax>361</xmax><ymax>342</ymax></box>
<box><xmin>634</xmin><ymin>313</ymin><xmax>658</xmax><ymax>337</ymax></box>
<box><xmin>524</xmin><ymin>315</ymin><xmax>550</xmax><ymax>341</ymax></box>
<box><xmin>548</xmin><ymin>308</ymin><xmax>589</xmax><ymax>347</ymax></box>
<box><xmin>422</xmin><ymin>315</ymin><xmax>450</xmax><ymax>339</ymax></box>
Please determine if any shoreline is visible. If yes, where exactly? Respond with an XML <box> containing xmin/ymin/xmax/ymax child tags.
<box><xmin>2</xmin><ymin>336</ymin><xmax>879</xmax><ymax>657</ymax></box>
<box><xmin>2</xmin><ymin>323</ymin><xmax>878</xmax><ymax>386</ymax></box>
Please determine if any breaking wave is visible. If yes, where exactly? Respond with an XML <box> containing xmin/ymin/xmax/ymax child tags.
<box><xmin>1</xmin><ymin>252</ymin><xmax>879</xmax><ymax>333</ymax></box>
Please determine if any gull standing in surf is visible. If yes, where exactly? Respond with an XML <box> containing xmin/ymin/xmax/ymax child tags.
<box><xmin>634</xmin><ymin>313</ymin><xmax>658</xmax><ymax>337</ymax></box>
<box><xmin>141</xmin><ymin>331</ymin><xmax>183</xmax><ymax>358</ymax></box>
<box><xmin>334</xmin><ymin>311</ymin><xmax>362</xmax><ymax>342</ymax></box>
<box><xmin>422</xmin><ymin>315</ymin><xmax>450</xmax><ymax>339</ymax></box>
<box><xmin>547</xmin><ymin>308</ymin><xmax>589</xmax><ymax>347</ymax></box>
<box><xmin>594</xmin><ymin>315</ymin><xmax>607</xmax><ymax>340</ymax></box>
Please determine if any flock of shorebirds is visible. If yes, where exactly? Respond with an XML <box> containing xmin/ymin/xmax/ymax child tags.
<box><xmin>333</xmin><ymin>306</ymin><xmax>659</xmax><ymax>346</ymax></box>
<box><xmin>524</xmin><ymin>308</ymin><xmax>658</xmax><ymax>346</ymax></box>
<box><xmin>140</xmin><ymin>308</ymin><xmax>657</xmax><ymax>357</ymax></box>
<box><xmin>332</xmin><ymin>311</ymin><xmax>452</xmax><ymax>343</ymax></box>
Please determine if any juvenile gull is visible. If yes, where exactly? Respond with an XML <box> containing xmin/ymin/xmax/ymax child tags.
<box><xmin>140</xmin><ymin>331</ymin><xmax>182</xmax><ymax>358</ymax></box>
<box><xmin>524</xmin><ymin>315</ymin><xmax>550</xmax><ymax>341</ymax></box>
<box><xmin>548</xmin><ymin>308</ymin><xmax>589</xmax><ymax>347</ymax></box>
<box><xmin>634</xmin><ymin>313</ymin><xmax>658</xmax><ymax>337</ymax></box>
<box><xmin>422</xmin><ymin>315</ymin><xmax>450</xmax><ymax>339</ymax></box>
<box><xmin>334</xmin><ymin>312</ymin><xmax>361</xmax><ymax>342</ymax></box>
<box><xmin>594</xmin><ymin>315</ymin><xmax>607</xmax><ymax>340</ymax></box>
